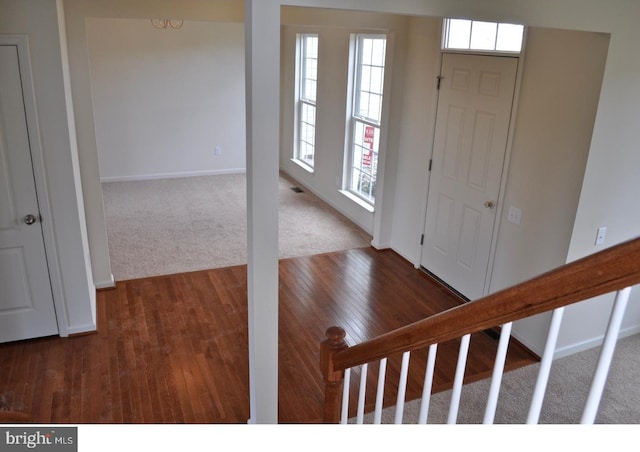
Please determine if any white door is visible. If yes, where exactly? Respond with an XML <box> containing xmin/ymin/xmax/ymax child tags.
<box><xmin>421</xmin><ymin>53</ymin><xmax>518</xmax><ymax>300</ymax></box>
<box><xmin>0</xmin><ymin>44</ymin><xmax>58</xmax><ymax>343</ymax></box>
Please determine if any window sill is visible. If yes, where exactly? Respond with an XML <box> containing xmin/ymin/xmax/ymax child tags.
<box><xmin>290</xmin><ymin>158</ymin><xmax>314</xmax><ymax>174</ymax></box>
<box><xmin>339</xmin><ymin>190</ymin><xmax>375</xmax><ymax>213</ymax></box>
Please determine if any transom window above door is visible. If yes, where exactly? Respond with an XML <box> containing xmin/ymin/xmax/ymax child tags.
<box><xmin>442</xmin><ymin>18</ymin><xmax>524</xmax><ymax>54</ymax></box>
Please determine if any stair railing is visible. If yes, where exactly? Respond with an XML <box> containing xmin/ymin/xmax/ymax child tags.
<box><xmin>320</xmin><ymin>237</ymin><xmax>640</xmax><ymax>424</ymax></box>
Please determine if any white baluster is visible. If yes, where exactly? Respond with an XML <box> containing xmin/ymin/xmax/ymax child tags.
<box><xmin>356</xmin><ymin>363</ymin><xmax>368</xmax><ymax>424</ymax></box>
<box><xmin>418</xmin><ymin>343</ymin><xmax>438</xmax><ymax>424</ymax></box>
<box><xmin>341</xmin><ymin>367</ymin><xmax>351</xmax><ymax>424</ymax></box>
<box><xmin>394</xmin><ymin>351</ymin><xmax>411</xmax><ymax>424</ymax></box>
<box><xmin>581</xmin><ymin>287</ymin><xmax>632</xmax><ymax>424</ymax></box>
<box><xmin>373</xmin><ymin>358</ymin><xmax>387</xmax><ymax>424</ymax></box>
<box><xmin>527</xmin><ymin>307</ymin><xmax>564</xmax><ymax>424</ymax></box>
<box><xmin>447</xmin><ymin>333</ymin><xmax>471</xmax><ymax>424</ymax></box>
<box><xmin>483</xmin><ymin>322</ymin><xmax>513</xmax><ymax>424</ymax></box>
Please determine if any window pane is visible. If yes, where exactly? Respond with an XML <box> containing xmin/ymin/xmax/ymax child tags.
<box><xmin>305</xmin><ymin>58</ymin><xmax>317</xmax><ymax>81</ymax></box>
<box><xmin>496</xmin><ymin>23</ymin><xmax>524</xmax><ymax>52</ymax></box>
<box><xmin>370</xmin><ymin>67</ymin><xmax>384</xmax><ymax>95</ymax></box>
<box><xmin>361</xmin><ymin>38</ymin><xmax>373</xmax><ymax>65</ymax></box>
<box><xmin>354</xmin><ymin>121</ymin><xmax>364</xmax><ymax>146</ymax></box>
<box><xmin>360</xmin><ymin>65</ymin><xmax>371</xmax><ymax>93</ymax></box>
<box><xmin>371</xmin><ymin>39</ymin><xmax>386</xmax><ymax>66</ymax></box>
<box><xmin>306</xmin><ymin>35</ymin><xmax>318</xmax><ymax>58</ymax></box>
<box><xmin>446</xmin><ymin>19</ymin><xmax>472</xmax><ymax>49</ymax></box>
<box><xmin>303</xmin><ymin>79</ymin><xmax>316</xmax><ymax>102</ymax></box>
<box><xmin>368</xmin><ymin>94</ymin><xmax>382</xmax><ymax>122</ymax></box>
<box><xmin>443</xmin><ymin>18</ymin><xmax>523</xmax><ymax>53</ymax></box>
<box><xmin>350</xmin><ymin>121</ymin><xmax>379</xmax><ymax>201</ymax></box>
<box><xmin>358</xmin><ymin>92</ymin><xmax>370</xmax><ymax>118</ymax></box>
<box><xmin>470</xmin><ymin>21</ymin><xmax>497</xmax><ymax>50</ymax></box>
<box><xmin>354</xmin><ymin>121</ymin><xmax>379</xmax><ymax>152</ymax></box>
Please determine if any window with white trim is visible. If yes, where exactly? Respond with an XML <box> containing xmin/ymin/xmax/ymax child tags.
<box><xmin>442</xmin><ymin>18</ymin><xmax>524</xmax><ymax>53</ymax></box>
<box><xmin>294</xmin><ymin>34</ymin><xmax>318</xmax><ymax>170</ymax></box>
<box><xmin>345</xmin><ymin>34</ymin><xmax>387</xmax><ymax>205</ymax></box>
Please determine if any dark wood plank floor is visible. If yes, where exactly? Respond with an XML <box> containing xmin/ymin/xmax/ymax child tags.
<box><xmin>0</xmin><ymin>248</ymin><xmax>538</xmax><ymax>424</ymax></box>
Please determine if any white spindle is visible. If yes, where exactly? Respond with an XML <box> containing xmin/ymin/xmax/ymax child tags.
<box><xmin>341</xmin><ymin>367</ymin><xmax>351</xmax><ymax>424</ymax></box>
<box><xmin>356</xmin><ymin>363</ymin><xmax>368</xmax><ymax>424</ymax></box>
<box><xmin>483</xmin><ymin>322</ymin><xmax>513</xmax><ymax>424</ymax></box>
<box><xmin>581</xmin><ymin>287</ymin><xmax>632</xmax><ymax>424</ymax></box>
<box><xmin>418</xmin><ymin>343</ymin><xmax>438</xmax><ymax>424</ymax></box>
<box><xmin>373</xmin><ymin>358</ymin><xmax>387</xmax><ymax>424</ymax></box>
<box><xmin>394</xmin><ymin>351</ymin><xmax>411</xmax><ymax>424</ymax></box>
<box><xmin>447</xmin><ymin>333</ymin><xmax>471</xmax><ymax>424</ymax></box>
<box><xmin>527</xmin><ymin>307</ymin><xmax>564</xmax><ymax>424</ymax></box>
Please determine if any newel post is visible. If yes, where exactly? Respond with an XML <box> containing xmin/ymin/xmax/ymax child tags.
<box><xmin>320</xmin><ymin>326</ymin><xmax>349</xmax><ymax>423</ymax></box>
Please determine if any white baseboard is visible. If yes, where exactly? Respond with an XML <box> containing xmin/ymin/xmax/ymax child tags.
<box><xmin>511</xmin><ymin>324</ymin><xmax>640</xmax><ymax>360</ymax></box>
<box><xmin>100</xmin><ymin>168</ymin><xmax>246</xmax><ymax>183</ymax></box>
<box><xmin>371</xmin><ymin>239</ymin><xmax>391</xmax><ymax>250</ymax></box>
<box><xmin>553</xmin><ymin>325</ymin><xmax>640</xmax><ymax>359</ymax></box>
<box><xmin>64</xmin><ymin>322</ymin><xmax>98</xmax><ymax>337</ymax></box>
<box><xmin>95</xmin><ymin>274</ymin><xmax>115</xmax><ymax>290</ymax></box>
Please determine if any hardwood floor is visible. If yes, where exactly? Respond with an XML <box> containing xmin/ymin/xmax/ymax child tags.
<box><xmin>0</xmin><ymin>248</ymin><xmax>538</xmax><ymax>424</ymax></box>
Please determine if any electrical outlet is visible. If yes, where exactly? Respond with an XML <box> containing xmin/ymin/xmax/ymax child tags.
<box><xmin>595</xmin><ymin>226</ymin><xmax>607</xmax><ymax>245</ymax></box>
<box><xmin>507</xmin><ymin>206</ymin><xmax>522</xmax><ymax>225</ymax></box>
<box><xmin>214</xmin><ymin>146</ymin><xmax>222</xmax><ymax>156</ymax></box>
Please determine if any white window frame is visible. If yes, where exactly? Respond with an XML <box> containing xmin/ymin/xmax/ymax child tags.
<box><xmin>343</xmin><ymin>33</ymin><xmax>387</xmax><ymax>207</ymax></box>
<box><xmin>442</xmin><ymin>18</ymin><xmax>524</xmax><ymax>55</ymax></box>
<box><xmin>293</xmin><ymin>33</ymin><xmax>318</xmax><ymax>172</ymax></box>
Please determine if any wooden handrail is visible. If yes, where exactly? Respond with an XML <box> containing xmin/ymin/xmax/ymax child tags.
<box><xmin>331</xmin><ymin>236</ymin><xmax>640</xmax><ymax>372</ymax></box>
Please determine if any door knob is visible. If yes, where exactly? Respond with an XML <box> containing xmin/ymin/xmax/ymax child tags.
<box><xmin>24</xmin><ymin>214</ymin><xmax>37</xmax><ymax>225</ymax></box>
<box><xmin>484</xmin><ymin>201</ymin><xmax>495</xmax><ymax>209</ymax></box>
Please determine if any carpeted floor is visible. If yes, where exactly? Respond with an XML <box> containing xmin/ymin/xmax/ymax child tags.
<box><xmin>102</xmin><ymin>172</ymin><xmax>372</xmax><ymax>281</ymax></box>
<box><xmin>367</xmin><ymin>332</ymin><xmax>640</xmax><ymax>424</ymax></box>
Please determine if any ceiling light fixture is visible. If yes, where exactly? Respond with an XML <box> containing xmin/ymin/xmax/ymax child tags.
<box><xmin>151</xmin><ymin>19</ymin><xmax>184</xmax><ymax>29</ymax></box>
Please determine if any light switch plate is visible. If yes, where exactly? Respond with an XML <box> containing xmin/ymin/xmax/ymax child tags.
<box><xmin>596</xmin><ymin>226</ymin><xmax>607</xmax><ymax>245</ymax></box>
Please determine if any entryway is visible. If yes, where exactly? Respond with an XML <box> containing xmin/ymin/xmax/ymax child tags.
<box><xmin>421</xmin><ymin>53</ymin><xmax>518</xmax><ymax>300</ymax></box>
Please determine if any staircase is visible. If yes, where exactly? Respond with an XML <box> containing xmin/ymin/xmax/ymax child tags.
<box><xmin>320</xmin><ymin>237</ymin><xmax>640</xmax><ymax>424</ymax></box>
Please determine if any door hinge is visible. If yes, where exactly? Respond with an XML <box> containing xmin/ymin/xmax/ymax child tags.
<box><xmin>428</xmin><ymin>159</ymin><xmax>433</xmax><ymax>172</ymax></box>
<box><xmin>420</xmin><ymin>234</ymin><xmax>424</xmax><ymax>245</ymax></box>
<box><xmin>436</xmin><ymin>75</ymin><xmax>443</xmax><ymax>90</ymax></box>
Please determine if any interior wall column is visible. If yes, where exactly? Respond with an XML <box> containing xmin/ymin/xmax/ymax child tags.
<box><xmin>244</xmin><ymin>0</ymin><xmax>280</xmax><ymax>424</ymax></box>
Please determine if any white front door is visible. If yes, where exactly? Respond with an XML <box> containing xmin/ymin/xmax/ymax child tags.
<box><xmin>421</xmin><ymin>53</ymin><xmax>518</xmax><ymax>300</ymax></box>
<box><xmin>0</xmin><ymin>44</ymin><xmax>58</xmax><ymax>343</ymax></box>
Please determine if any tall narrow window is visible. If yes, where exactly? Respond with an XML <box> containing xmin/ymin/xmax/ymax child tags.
<box><xmin>294</xmin><ymin>34</ymin><xmax>318</xmax><ymax>170</ymax></box>
<box><xmin>346</xmin><ymin>34</ymin><xmax>387</xmax><ymax>205</ymax></box>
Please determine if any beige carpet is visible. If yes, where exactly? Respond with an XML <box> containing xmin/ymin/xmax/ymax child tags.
<box><xmin>102</xmin><ymin>172</ymin><xmax>372</xmax><ymax>281</ymax></box>
<box><xmin>362</xmin><ymin>332</ymin><xmax>640</xmax><ymax>424</ymax></box>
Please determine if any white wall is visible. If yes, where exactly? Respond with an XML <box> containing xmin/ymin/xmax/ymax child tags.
<box><xmin>57</xmin><ymin>0</ymin><xmax>639</xmax><ymax>362</ymax></box>
<box><xmin>279</xmin><ymin>8</ymin><xmax>409</xmax><ymax>236</ymax></box>
<box><xmin>63</xmin><ymin>0</ymin><xmax>244</xmax><ymax>288</ymax></box>
<box><xmin>86</xmin><ymin>18</ymin><xmax>246</xmax><ymax>182</ymax></box>
<box><xmin>0</xmin><ymin>0</ymin><xmax>96</xmax><ymax>335</ymax></box>
<box><xmin>257</xmin><ymin>0</ymin><xmax>640</xmax><ymax>364</ymax></box>
<box><xmin>488</xmin><ymin>27</ymin><xmax>610</xmax><ymax>355</ymax></box>
<box><xmin>389</xmin><ymin>16</ymin><xmax>441</xmax><ymax>263</ymax></box>
<box><xmin>280</xmin><ymin>9</ymin><xmax>612</xmax><ymax>356</ymax></box>
<box><xmin>6</xmin><ymin>0</ymin><xmax>639</xmax><ymax>424</ymax></box>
